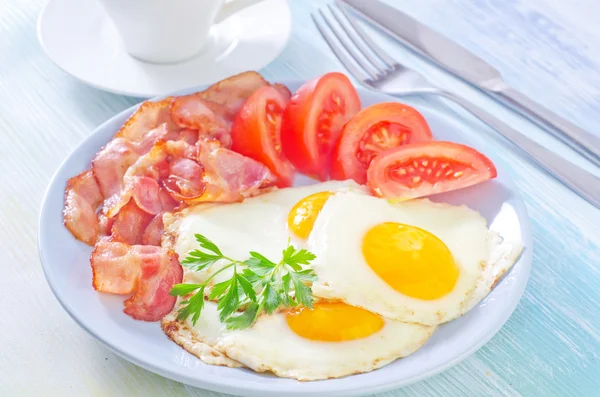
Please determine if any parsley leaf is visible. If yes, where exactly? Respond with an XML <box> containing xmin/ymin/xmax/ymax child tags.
<box><xmin>170</xmin><ymin>234</ymin><xmax>318</xmax><ymax>329</ymax></box>
<box><xmin>224</xmin><ymin>302</ymin><xmax>259</xmax><ymax>329</ymax></box>
<box><xmin>180</xmin><ymin>234</ymin><xmax>226</xmax><ymax>271</ymax></box>
<box><xmin>176</xmin><ymin>287</ymin><xmax>205</xmax><ymax>325</ymax></box>
<box><xmin>170</xmin><ymin>283</ymin><xmax>204</xmax><ymax>296</ymax></box>
<box><xmin>262</xmin><ymin>283</ymin><xmax>280</xmax><ymax>314</ymax></box>
<box><xmin>194</xmin><ymin>233</ymin><xmax>223</xmax><ymax>256</ymax></box>
<box><xmin>217</xmin><ymin>273</ymin><xmax>239</xmax><ymax>321</ymax></box>
<box><xmin>283</xmin><ymin>246</ymin><xmax>317</xmax><ymax>267</ymax></box>
<box><xmin>237</xmin><ymin>273</ymin><xmax>257</xmax><ymax>302</ymax></box>
<box><xmin>290</xmin><ymin>271</ymin><xmax>314</xmax><ymax>308</ymax></box>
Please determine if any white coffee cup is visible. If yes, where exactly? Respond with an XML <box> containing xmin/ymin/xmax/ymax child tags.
<box><xmin>98</xmin><ymin>0</ymin><xmax>267</xmax><ymax>64</ymax></box>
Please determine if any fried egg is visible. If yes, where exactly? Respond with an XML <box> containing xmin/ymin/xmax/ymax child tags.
<box><xmin>162</xmin><ymin>181</ymin><xmax>519</xmax><ymax>379</ymax></box>
<box><xmin>306</xmin><ymin>191</ymin><xmax>523</xmax><ymax>326</ymax></box>
<box><xmin>163</xmin><ymin>180</ymin><xmax>367</xmax><ymax>288</ymax></box>
<box><xmin>162</xmin><ymin>180</ymin><xmax>437</xmax><ymax>379</ymax></box>
<box><xmin>163</xmin><ymin>299</ymin><xmax>434</xmax><ymax>381</ymax></box>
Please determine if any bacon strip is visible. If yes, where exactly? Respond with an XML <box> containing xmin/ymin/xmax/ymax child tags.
<box><xmin>178</xmin><ymin>128</ymin><xmax>199</xmax><ymax>145</ymax></box>
<box><xmin>191</xmin><ymin>147</ymin><xmax>276</xmax><ymax>203</ymax></box>
<box><xmin>64</xmin><ymin>171</ymin><xmax>104</xmax><ymax>246</ymax></box>
<box><xmin>197</xmin><ymin>71</ymin><xmax>270</xmax><ymax>116</ymax></box>
<box><xmin>91</xmin><ymin>241</ymin><xmax>140</xmax><ymax>294</ymax></box>
<box><xmin>91</xmin><ymin>241</ymin><xmax>182</xmax><ymax>321</ymax></box>
<box><xmin>97</xmin><ymin>212</ymin><xmax>114</xmax><ymax>238</ymax></box>
<box><xmin>111</xmin><ymin>200</ymin><xmax>154</xmax><ymax>245</ymax></box>
<box><xmin>92</xmin><ymin>138</ymin><xmax>140</xmax><ymax>199</ymax></box>
<box><xmin>142</xmin><ymin>213</ymin><xmax>164</xmax><ymax>246</ymax></box>
<box><xmin>123</xmin><ymin>246</ymin><xmax>182</xmax><ymax>321</ymax></box>
<box><xmin>171</xmin><ymin>95</ymin><xmax>232</xmax><ymax>148</ymax></box>
<box><xmin>103</xmin><ymin>142</ymin><xmax>170</xmax><ymax>217</ymax></box>
<box><xmin>65</xmin><ymin>73</ymin><xmax>290</xmax><ymax>323</ymax></box>
<box><xmin>137</xmin><ymin>123</ymin><xmax>179</xmax><ymax>154</ymax></box>
<box><xmin>115</xmin><ymin>97</ymin><xmax>178</xmax><ymax>142</ymax></box>
<box><xmin>163</xmin><ymin>158</ymin><xmax>206</xmax><ymax>200</ymax></box>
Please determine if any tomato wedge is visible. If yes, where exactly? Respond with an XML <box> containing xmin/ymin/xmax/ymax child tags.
<box><xmin>367</xmin><ymin>141</ymin><xmax>497</xmax><ymax>200</ymax></box>
<box><xmin>231</xmin><ymin>85</ymin><xmax>295</xmax><ymax>187</ymax></box>
<box><xmin>281</xmin><ymin>73</ymin><xmax>361</xmax><ymax>180</ymax></box>
<box><xmin>330</xmin><ymin>102</ymin><xmax>433</xmax><ymax>184</ymax></box>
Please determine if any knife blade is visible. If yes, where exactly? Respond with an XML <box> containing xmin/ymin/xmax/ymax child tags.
<box><xmin>340</xmin><ymin>0</ymin><xmax>600</xmax><ymax>166</ymax></box>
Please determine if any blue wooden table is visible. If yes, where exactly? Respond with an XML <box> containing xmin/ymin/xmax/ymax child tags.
<box><xmin>1</xmin><ymin>0</ymin><xmax>599</xmax><ymax>395</ymax></box>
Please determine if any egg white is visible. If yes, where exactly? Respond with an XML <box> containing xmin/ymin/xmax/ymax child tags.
<box><xmin>164</xmin><ymin>300</ymin><xmax>434</xmax><ymax>381</ymax></box>
<box><xmin>163</xmin><ymin>180</ymin><xmax>367</xmax><ymax>288</ymax></box>
<box><xmin>308</xmin><ymin>192</ymin><xmax>523</xmax><ymax>326</ymax></box>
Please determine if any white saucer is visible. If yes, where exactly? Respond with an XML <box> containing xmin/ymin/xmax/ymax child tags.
<box><xmin>37</xmin><ymin>0</ymin><xmax>292</xmax><ymax>97</ymax></box>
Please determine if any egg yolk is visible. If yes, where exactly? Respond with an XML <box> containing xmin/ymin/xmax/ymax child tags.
<box><xmin>287</xmin><ymin>191</ymin><xmax>334</xmax><ymax>239</ymax></box>
<box><xmin>362</xmin><ymin>222</ymin><xmax>459</xmax><ymax>300</ymax></box>
<box><xmin>286</xmin><ymin>302</ymin><xmax>384</xmax><ymax>341</ymax></box>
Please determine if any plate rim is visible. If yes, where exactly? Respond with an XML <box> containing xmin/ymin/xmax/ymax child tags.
<box><xmin>38</xmin><ymin>80</ymin><xmax>533</xmax><ymax>396</ymax></box>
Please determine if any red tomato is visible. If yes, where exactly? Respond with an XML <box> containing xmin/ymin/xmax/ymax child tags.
<box><xmin>367</xmin><ymin>141</ymin><xmax>497</xmax><ymax>200</ymax></box>
<box><xmin>281</xmin><ymin>73</ymin><xmax>361</xmax><ymax>180</ymax></box>
<box><xmin>330</xmin><ymin>102</ymin><xmax>433</xmax><ymax>184</ymax></box>
<box><xmin>231</xmin><ymin>85</ymin><xmax>295</xmax><ymax>187</ymax></box>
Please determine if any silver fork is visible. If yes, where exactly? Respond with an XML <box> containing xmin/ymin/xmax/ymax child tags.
<box><xmin>312</xmin><ymin>3</ymin><xmax>600</xmax><ymax>209</ymax></box>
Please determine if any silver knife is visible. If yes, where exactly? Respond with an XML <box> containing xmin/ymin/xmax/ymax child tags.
<box><xmin>340</xmin><ymin>0</ymin><xmax>600</xmax><ymax>167</ymax></box>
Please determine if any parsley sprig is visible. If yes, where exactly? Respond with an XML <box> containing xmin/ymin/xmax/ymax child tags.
<box><xmin>170</xmin><ymin>234</ymin><xmax>317</xmax><ymax>330</ymax></box>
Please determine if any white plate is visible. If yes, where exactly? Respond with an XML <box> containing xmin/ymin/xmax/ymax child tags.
<box><xmin>37</xmin><ymin>0</ymin><xmax>291</xmax><ymax>97</ymax></box>
<box><xmin>39</xmin><ymin>82</ymin><xmax>532</xmax><ymax>397</ymax></box>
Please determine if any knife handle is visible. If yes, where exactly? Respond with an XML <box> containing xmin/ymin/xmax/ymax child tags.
<box><xmin>438</xmin><ymin>91</ymin><xmax>600</xmax><ymax>209</ymax></box>
<box><xmin>496</xmin><ymin>88</ymin><xmax>600</xmax><ymax>167</ymax></box>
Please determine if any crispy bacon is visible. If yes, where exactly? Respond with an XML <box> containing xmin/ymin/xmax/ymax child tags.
<box><xmin>111</xmin><ymin>200</ymin><xmax>154</xmax><ymax>245</ymax></box>
<box><xmin>163</xmin><ymin>158</ymin><xmax>206</xmax><ymax>200</ymax></box>
<box><xmin>171</xmin><ymin>95</ymin><xmax>231</xmax><ymax>128</ymax></box>
<box><xmin>103</xmin><ymin>142</ymin><xmax>171</xmax><ymax>217</ymax></box>
<box><xmin>123</xmin><ymin>246</ymin><xmax>182</xmax><ymax>321</ymax></box>
<box><xmin>191</xmin><ymin>147</ymin><xmax>276</xmax><ymax>203</ymax></box>
<box><xmin>64</xmin><ymin>171</ymin><xmax>104</xmax><ymax>246</ymax></box>
<box><xmin>115</xmin><ymin>97</ymin><xmax>178</xmax><ymax>142</ymax></box>
<box><xmin>65</xmin><ymin>72</ymin><xmax>289</xmax><ymax>322</ymax></box>
<box><xmin>91</xmin><ymin>241</ymin><xmax>182</xmax><ymax>320</ymax></box>
<box><xmin>97</xmin><ymin>212</ymin><xmax>114</xmax><ymax>238</ymax></box>
<box><xmin>165</xmin><ymin>139</ymin><xmax>199</xmax><ymax>160</ymax></box>
<box><xmin>104</xmin><ymin>176</ymin><xmax>162</xmax><ymax>218</ymax></box>
<box><xmin>91</xmin><ymin>241</ymin><xmax>141</xmax><ymax>294</ymax></box>
<box><xmin>105</xmin><ymin>140</ymin><xmax>202</xmax><ymax>211</ymax></box>
<box><xmin>197</xmin><ymin>71</ymin><xmax>270</xmax><ymax>116</ymax></box>
<box><xmin>137</xmin><ymin>123</ymin><xmax>179</xmax><ymax>154</ymax></box>
<box><xmin>171</xmin><ymin>95</ymin><xmax>232</xmax><ymax>148</ymax></box>
<box><xmin>178</xmin><ymin>128</ymin><xmax>199</xmax><ymax>145</ymax></box>
<box><xmin>158</xmin><ymin>187</ymin><xmax>179</xmax><ymax>213</ymax></box>
<box><xmin>142</xmin><ymin>213</ymin><xmax>165</xmax><ymax>246</ymax></box>
<box><xmin>92</xmin><ymin>138</ymin><xmax>140</xmax><ymax>199</ymax></box>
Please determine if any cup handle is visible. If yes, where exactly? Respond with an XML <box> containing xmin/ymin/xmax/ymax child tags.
<box><xmin>215</xmin><ymin>0</ymin><xmax>266</xmax><ymax>24</ymax></box>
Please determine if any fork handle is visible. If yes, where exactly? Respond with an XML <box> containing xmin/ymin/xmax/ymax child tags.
<box><xmin>437</xmin><ymin>91</ymin><xmax>600</xmax><ymax>209</ymax></box>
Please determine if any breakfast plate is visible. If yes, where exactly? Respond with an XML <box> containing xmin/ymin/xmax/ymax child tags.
<box><xmin>37</xmin><ymin>0</ymin><xmax>291</xmax><ymax>97</ymax></box>
<box><xmin>39</xmin><ymin>80</ymin><xmax>532</xmax><ymax>397</ymax></box>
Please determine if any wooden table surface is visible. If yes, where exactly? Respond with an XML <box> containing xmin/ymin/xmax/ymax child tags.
<box><xmin>1</xmin><ymin>0</ymin><xmax>599</xmax><ymax>396</ymax></box>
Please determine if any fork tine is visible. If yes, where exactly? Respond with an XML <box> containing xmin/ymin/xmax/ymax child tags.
<box><xmin>335</xmin><ymin>1</ymin><xmax>399</xmax><ymax>69</ymax></box>
<box><xmin>317</xmin><ymin>9</ymin><xmax>381</xmax><ymax>80</ymax></box>
<box><xmin>311</xmin><ymin>13</ymin><xmax>371</xmax><ymax>82</ymax></box>
<box><xmin>327</xmin><ymin>4</ymin><xmax>389</xmax><ymax>72</ymax></box>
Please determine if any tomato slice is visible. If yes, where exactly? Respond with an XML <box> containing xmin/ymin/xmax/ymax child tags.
<box><xmin>281</xmin><ymin>73</ymin><xmax>361</xmax><ymax>180</ymax></box>
<box><xmin>367</xmin><ymin>141</ymin><xmax>497</xmax><ymax>200</ymax></box>
<box><xmin>231</xmin><ymin>85</ymin><xmax>295</xmax><ymax>187</ymax></box>
<box><xmin>330</xmin><ymin>102</ymin><xmax>433</xmax><ymax>184</ymax></box>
